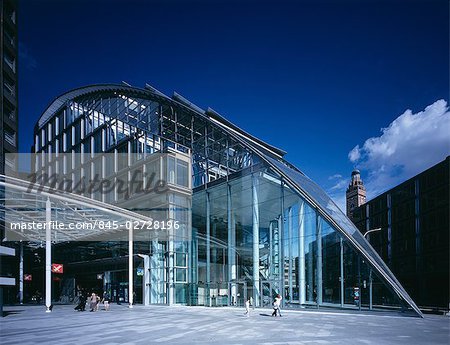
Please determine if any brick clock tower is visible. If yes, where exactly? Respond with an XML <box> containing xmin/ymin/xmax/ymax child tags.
<box><xmin>346</xmin><ymin>169</ymin><xmax>366</xmax><ymax>220</ymax></box>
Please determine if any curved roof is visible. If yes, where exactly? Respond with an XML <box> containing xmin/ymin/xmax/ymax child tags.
<box><xmin>37</xmin><ymin>84</ymin><xmax>153</xmax><ymax>129</ymax></box>
<box><xmin>36</xmin><ymin>83</ymin><xmax>287</xmax><ymax>158</ymax></box>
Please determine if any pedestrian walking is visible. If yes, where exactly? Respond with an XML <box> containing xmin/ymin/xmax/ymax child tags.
<box><xmin>102</xmin><ymin>291</ymin><xmax>110</xmax><ymax>311</ymax></box>
<box><xmin>244</xmin><ymin>298</ymin><xmax>250</xmax><ymax>317</ymax></box>
<box><xmin>271</xmin><ymin>294</ymin><xmax>283</xmax><ymax>317</ymax></box>
<box><xmin>89</xmin><ymin>293</ymin><xmax>99</xmax><ymax>312</ymax></box>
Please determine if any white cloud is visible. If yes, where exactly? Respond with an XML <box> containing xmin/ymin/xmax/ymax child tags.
<box><xmin>328</xmin><ymin>174</ymin><xmax>342</xmax><ymax>180</ymax></box>
<box><xmin>329</xmin><ymin>179</ymin><xmax>347</xmax><ymax>191</ymax></box>
<box><xmin>348</xmin><ymin>145</ymin><xmax>361</xmax><ymax>162</ymax></box>
<box><xmin>350</xmin><ymin>99</ymin><xmax>450</xmax><ymax>198</ymax></box>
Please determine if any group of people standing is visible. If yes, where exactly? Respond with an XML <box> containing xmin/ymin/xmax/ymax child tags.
<box><xmin>74</xmin><ymin>290</ymin><xmax>110</xmax><ymax>312</ymax></box>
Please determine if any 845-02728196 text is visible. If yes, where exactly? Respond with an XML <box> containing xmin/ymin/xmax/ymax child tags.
<box><xmin>125</xmin><ymin>220</ymin><xmax>180</xmax><ymax>230</ymax></box>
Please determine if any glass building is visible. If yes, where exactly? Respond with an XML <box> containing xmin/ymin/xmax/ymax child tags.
<box><xmin>12</xmin><ymin>83</ymin><xmax>422</xmax><ymax>315</ymax></box>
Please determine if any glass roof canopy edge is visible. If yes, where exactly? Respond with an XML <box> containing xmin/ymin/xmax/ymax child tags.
<box><xmin>0</xmin><ymin>174</ymin><xmax>152</xmax><ymax>242</ymax></box>
<box><xmin>209</xmin><ymin>119</ymin><xmax>423</xmax><ymax>318</ymax></box>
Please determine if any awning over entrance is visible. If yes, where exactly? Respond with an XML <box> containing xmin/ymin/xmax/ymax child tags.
<box><xmin>0</xmin><ymin>175</ymin><xmax>151</xmax><ymax>243</ymax></box>
<box><xmin>0</xmin><ymin>174</ymin><xmax>149</xmax><ymax>311</ymax></box>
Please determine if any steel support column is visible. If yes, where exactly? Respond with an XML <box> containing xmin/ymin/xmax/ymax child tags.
<box><xmin>45</xmin><ymin>198</ymin><xmax>52</xmax><ymax>312</ymax></box>
<box><xmin>138</xmin><ymin>254</ymin><xmax>150</xmax><ymax>306</ymax></box>
<box><xmin>279</xmin><ymin>180</ymin><xmax>285</xmax><ymax>307</ymax></box>
<box><xmin>369</xmin><ymin>269</ymin><xmax>373</xmax><ymax>310</ymax></box>
<box><xmin>128</xmin><ymin>224</ymin><xmax>134</xmax><ymax>308</ymax></box>
<box><xmin>252</xmin><ymin>174</ymin><xmax>260</xmax><ymax>307</ymax></box>
<box><xmin>168</xmin><ymin>230</ymin><xmax>174</xmax><ymax>305</ymax></box>
<box><xmin>206</xmin><ymin>191</ymin><xmax>211</xmax><ymax>304</ymax></box>
<box><xmin>298</xmin><ymin>200</ymin><xmax>306</xmax><ymax>305</ymax></box>
<box><xmin>288</xmin><ymin>207</ymin><xmax>293</xmax><ymax>302</ymax></box>
<box><xmin>340</xmin><ymin>237</ymin><xmax>344</xmax><ymax>307</ymax></box>
<box><xmin>227</xmin><ymin>184</ymin><xmax>236</xmax><ymax>305</ymax></box>
<box><xmin>19</xmin><ymin>242</ymin><xmax>23</xmax><ymax>305</ymax></box>
<box><xmin>316</xmin><ymin>212</ymin><xmax>322</xmax><ymax>307</ymax></box>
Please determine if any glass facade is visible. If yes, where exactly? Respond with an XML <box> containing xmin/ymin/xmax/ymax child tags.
<box><xmin>27</xmin><ymin>84</ymin><xmax>421</xmax><ymax>315</ymax></box>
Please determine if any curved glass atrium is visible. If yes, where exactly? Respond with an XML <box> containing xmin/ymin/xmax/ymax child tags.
<box><xmin>2</xmin><ymin>83</ymin><xmax>421</xmax><ymax>316</ymax></box>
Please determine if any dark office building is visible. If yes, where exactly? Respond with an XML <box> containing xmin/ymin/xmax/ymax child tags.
<box><xmin>0</xmin><ymin>0</ymin><xmax>18</xmax><ymax>174</ymax></box>
<box><xmin>351</xmin><ymin>157</ymin><xmax>450</xmax><ymax>312</ymax></box>
<box><xmin>0</xmin><ymin>0</ymin><xmax>18</xmax><ymax>313</ymax></box>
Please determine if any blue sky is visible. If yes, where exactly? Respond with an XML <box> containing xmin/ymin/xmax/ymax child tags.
<box><xmin>19</xmin><ymin>0</ymin><xmax>449</xmax><ymax>209</ymax></box>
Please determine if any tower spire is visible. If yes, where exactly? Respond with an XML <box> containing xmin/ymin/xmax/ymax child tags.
<box><xmin>346</xmin><ymin>169</ymin><xmax>366</xmax><ymax>220</ymax></box>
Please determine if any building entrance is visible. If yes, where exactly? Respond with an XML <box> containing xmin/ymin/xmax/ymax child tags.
<box><xmin>228</xmin><ymin>281</ymin><xmax>247</xmax><ymax>307</ymax></box>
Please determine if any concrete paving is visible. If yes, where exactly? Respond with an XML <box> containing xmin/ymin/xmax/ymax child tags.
<box><xmin>0</xmin><ymin>304</ymin><xmax>448</xmax><ymax>344</ymax></box>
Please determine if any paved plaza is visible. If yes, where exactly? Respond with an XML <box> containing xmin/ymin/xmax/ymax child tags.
<box><xmin>0</xmin><ymin>304</ymin><xmax>448</xmax><ymax>345</ymax></box>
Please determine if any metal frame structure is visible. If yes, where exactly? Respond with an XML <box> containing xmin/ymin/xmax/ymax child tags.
<box><xmin>17</xmin><ymin>83</ymin><xmax>424</xmax><ymax>317</ymax></box>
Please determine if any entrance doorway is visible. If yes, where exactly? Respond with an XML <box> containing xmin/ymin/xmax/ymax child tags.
<box><xmin>228</xmin><ymin>281</ymin><xmax>247</xmax><ymax>307</ymax></box>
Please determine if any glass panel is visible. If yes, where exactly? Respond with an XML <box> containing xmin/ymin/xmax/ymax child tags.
<box><xmin>175</xmin><ymin>268</ymin><xmax>187</xmax><ymax>282</ymax></box>
<box><xmin>321</xmin><ymin>218</ymin><xmax>341</xmax><ymax>305</ymax></box>
<box><xmin>176</xmin><ymin>159</ymin><xmax>189</xmax><ymax>187</ymax></box>
<box><xmin>167</xmin><ymin>156</ymin><xmax>175</xmax><ymax>184</ymax></box>
<box><xmin>176</xmin><ymin>253</ymin><xmax>186</xmax><ymax>267</ymax></box>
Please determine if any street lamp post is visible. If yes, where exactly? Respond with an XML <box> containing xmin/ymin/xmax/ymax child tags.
<box><xmin>363</xmin><ymin>227</ymin><xmax>382</xmax><ymax>310</ymax></box>
<box><xmin>363</xmin><ymin>228</ymin><xmax>382</xmax><ymax>238</ymax></box>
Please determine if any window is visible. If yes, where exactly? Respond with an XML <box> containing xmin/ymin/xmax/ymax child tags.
<box><xmin>4</xmin><ymin>3</ymin><xmax>16</xmax><ymax>23</ymax></box>
<box><xmin>4</xmin><ymin>98</ymin><xmax>15</xmax><ymax>121</ymax></box>
<box><xmin>83</xmin><ymin>141</ymin><xmax>91</xmax><ymax>156</ymax></box>
<box><xmin>168</xmin><ymin>156</ymin><xmax>175</xmax><ymax>184</ymax></box>
<box><xmin>66</xmin><ymin>129</ymin><xmax>72</xmax><ymax>149</ymax></box>
<box><xmin>74</xmin><ymin>121</ymin><xmax>81</xmax><ymax>143</ymax></box>
<box><xmin>175</xmin><ymin>253</ymin><xmax>187</xmax><ymax>267</ymax></box>
<box><xmin>167</xmin><ymin>157</ymin><xmax>189</xmax><ymax>187</ymax></box>
<box><xmin>176</xmin><ymin>160</ymin><xmax>189</xmax><ymax>187</ymax></box>
<box><xmin>4</xmin><ymin>28</ymin><xmax>15</xmax><ymax>47</ymax></box>
<box><xmin>175</xmin><ymin>269</ymin><xmax>187</xmax><ymax>282</ymax></box>
<box><xmin>58</xmin><ymin>111</ymin><xmax>65</xmax><ymax>132</ymax></box>
<box><xmin>3</xmin><ymin>50</ymin><xmax>15</xmax><ymax>72</ymax></box>
<box><xmin>5</xmin><ymin>155</ymin><xmax>15</xmax><ymax>170</ymax></box>
<box><xmin>85</xmin><ymin>114</ymin><xmax>92</xmax><ymax>136</ymax></box>
<box><xmin>174</xmin><ymin>252</ymin><xmax>187</xmax><ymax>283</ymax></box>
<box><xmin>3</xmin><ymin>74</ymin><xmax>15</xmax><ymax>96</ymax></box>
<box><xmin>117</xmin><ymin>144</ymin><xmax>128</xmax><ymax>171</ymax></box>
<box><xmin>4</xmin><ymin>127</ymin><xmax>16</xmax><ymax>147</ymax></box>
<box><xmin>93</xmin><ymin>130</ymin><xmax>102</xmax><ymax>153</ymax></box>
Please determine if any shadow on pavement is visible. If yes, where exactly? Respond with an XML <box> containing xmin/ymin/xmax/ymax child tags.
<box><xmin>2</xmin><ymin>310</ymin><xmax>25</xmax><ymax>317</ymax></box>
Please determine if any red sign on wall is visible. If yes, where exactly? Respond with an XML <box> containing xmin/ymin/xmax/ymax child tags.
<box><xmin>51</xmin><ymin>263</ymin><xmax>64</xmax><ymax>274</ymax></box>
<box><xmin>24</xmin><ymin>274</ymin><xmax>32</xmax><ymax>281</ymax></box>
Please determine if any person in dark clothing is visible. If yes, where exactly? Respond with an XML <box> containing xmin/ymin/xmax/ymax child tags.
<box><xmin>74</xmin><ymin>289</ymin><xmax>87</xmax><ymax>311</ymax></box>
